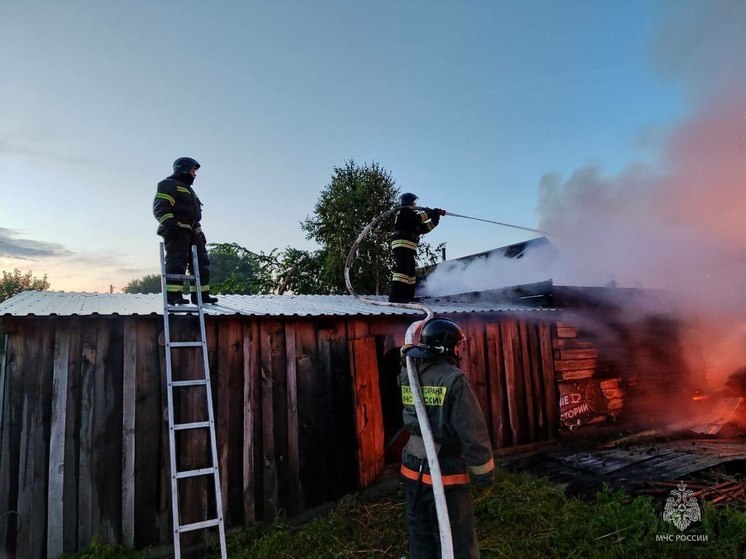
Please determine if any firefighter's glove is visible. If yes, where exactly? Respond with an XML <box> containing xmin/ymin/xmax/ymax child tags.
<box><xmin>198</xmin><ymin>231</ymin><xmax>207</xmax><ymax>245</ymax></box>
<box><xmin>472</xmin><ymin>470</ymin><xmax>495</xmax><ymax>487</ymax></box>
<box><xmin>426</xmin><ymin>208</ymin><xmax>441</xmax><ymax>225</ymax></box>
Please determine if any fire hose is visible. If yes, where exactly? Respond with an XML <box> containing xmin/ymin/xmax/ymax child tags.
<box><xmin>443</xmin><ymin>211</ymin><xmax>553</xmax><ymax>237</ymax></box>
<box><xmin>345</xmin><ymin>206</ymin><xmax>455</xmax><ymax>558</ymax></box>
<box><xmin>344</xmin><ymin>205</ymin><xmax>548</xmax><ymax>558</ymax></box>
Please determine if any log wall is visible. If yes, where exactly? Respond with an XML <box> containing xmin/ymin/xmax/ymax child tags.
<box><xmin>552</xmin><ymin>316</ymin><xmax>693</xmax><ymax>431</ymax></box>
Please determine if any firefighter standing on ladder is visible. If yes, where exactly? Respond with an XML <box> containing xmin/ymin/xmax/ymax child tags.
<box><xmin>389</xmin><ymin>192</ymin><xmax>442</xmax><ymax>303</ymax></box>
<box><xmin>153</xmin><ymin>157</ymin><xmax>218</xmax><ymax>305</ymax></box>
<box><xmin>400</xmin><ymin>318</ymin><xmax>495</xmax><ymax>559</ymax></box>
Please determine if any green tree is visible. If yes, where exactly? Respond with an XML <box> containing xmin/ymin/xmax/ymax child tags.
<box><xmin>0</xmin><ymin>269</ymin><xmax>50</xmax><ymax>302</ymax></box>
<box><xmin>274</xmin><ymin>248</ymin><xmax>327</xmax><ymax>295</ymax></box>
<box><xmin>208</xmin><ymin>242</ymin><xmax>276</xmax><ymax>294</ymax></box>
<box><xmin>301</xmin><ymin>160</ymin><xmax>400</xmax><ymax>294</ymax></box>
<box><xmin>121</xmin><ymin>274</ymin><xmax>161</xmax><ymax>294</ymax></box>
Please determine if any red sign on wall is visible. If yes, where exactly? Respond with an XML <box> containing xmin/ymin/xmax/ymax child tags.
<box><xmin>558</xmin><ymin>380</ymin><xmax>610</xmax><ymax>429</ymax></box>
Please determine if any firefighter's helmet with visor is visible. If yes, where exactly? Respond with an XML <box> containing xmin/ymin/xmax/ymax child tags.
<box><xmin>403</xmin><ymin>317</ymin><xmax>465</xmax><ymax>359</ymax></box>
<box><xmin>399</xmin><ymin>192</ymin><xmax>418</xmax><ymax>207</ymax></box>
<box><xmin>173</xmin><ymin>157</ymin><xmax>201</xmax><ymax>175</ymax></box>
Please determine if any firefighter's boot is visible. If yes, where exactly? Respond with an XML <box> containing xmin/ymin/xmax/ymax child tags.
<box><xmin>167</xmin><ymin>293</ymin><xmax>189</xmax><ymax>305</ymax></box>
<box><xmin>192</xmin><ymin>292</ymin><xmax>219</xmax><ymax>304</ymax></box>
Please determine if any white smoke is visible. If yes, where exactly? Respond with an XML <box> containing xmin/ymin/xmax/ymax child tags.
<box><xmin>423</xmin><ymin>1</ymin><xmax>746</xmax><ymax>388</ymax></box>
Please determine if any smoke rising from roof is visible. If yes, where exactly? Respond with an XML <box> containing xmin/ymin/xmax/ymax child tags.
<box><xmin>552</xmin><ymin>1</ymin><xmax>746</xmax><ymax>387</ymax></box>
<box><xmin>423</xmin><ymin>1</ymin><xmax>746</xmax><ymax>389</ymax></box>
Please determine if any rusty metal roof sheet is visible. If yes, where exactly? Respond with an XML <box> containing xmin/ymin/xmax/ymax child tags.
<box><xmin>0</xmin><ymin>290</ymin><xmax>558</xmax><ymax>318</ymax></box>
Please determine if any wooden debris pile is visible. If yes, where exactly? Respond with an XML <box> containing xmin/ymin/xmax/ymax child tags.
<box><xmin>635</xmin><ymin>478</ymin><xmax>746</xmax><ymax>508</ymax></box>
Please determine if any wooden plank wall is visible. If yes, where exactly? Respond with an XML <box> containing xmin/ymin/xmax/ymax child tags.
<box><xmin>461</xmin><ymin>315</ymin><xmax>558</xmax><ymax>449</ymax></box>
<box><xmin>0</xmin><ymin>315</ymin><xmax>363</xmax><ymax>558</ymax></box>
<box><xmin>0</xmin><ymin>311</ymin><xmax>595</xmax><ymax>558</ymax></box>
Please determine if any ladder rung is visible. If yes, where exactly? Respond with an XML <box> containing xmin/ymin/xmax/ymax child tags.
<box><xmin>172</xmin><ymin>379</ymin><xmax>208</xmax><ymax>387</ymax></box>
<box><xmin>168</xmin><ymin>341</ymin><xmax>204</xmax><ymax>348</ymax></box>
<box><xmin>165</xmin><ymin>305</ymin><xmax>198</xmax><ymax>313</ymax></box>
<box><xmin>176</xmin><ymin>466</ymin><xmax>218</xmax><ymax>480</ymax></box>
<box><xmin>165</xmin><ymin>273</ymin><xmax>197</xmax><ymax>281</ymax></box>
<box><xmin>178</xmin><ymin>518</ymin><xmax>221</xmax><ymax>533</ymax></box>
<box><xmin>173</xmin><ymin>421</ymin><xmax>211</xmax><ymax>431</ymax></box>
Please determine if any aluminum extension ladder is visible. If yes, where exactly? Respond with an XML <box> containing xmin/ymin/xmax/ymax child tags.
<box><xmin>159</xmin><ymin>242</ymin><xmax>227</xmax><ymax>559</ymax></box>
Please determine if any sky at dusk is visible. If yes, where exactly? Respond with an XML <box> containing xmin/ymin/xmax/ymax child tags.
<box><xmin>1</xmin><ymin>1</ymin><xmax>742</xmax><ymax>294</ymax></box>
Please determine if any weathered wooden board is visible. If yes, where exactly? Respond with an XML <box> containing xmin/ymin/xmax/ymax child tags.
<box><xmin>62</xmin><ymin>318</ymin><xmax>82</xmax><ymax>553</ymax></box>
<box><xmin>133</xmin><ymin>319</ymin><xmax>162</xmax><ymax>547</ymax></box>
<box><xmin>17</xmin><ymin>320</ymin><xmax>55</xmax><ymax>559</ymax></box>
<box><xmin>216</xmin><ymin>318</ymin><xmax>244</xmax><ymax>526</ymax></box>
<box><xmin>284</xmin><ymin>321</ymin><xmax>302</xmax><ymax>514</ymax></box>
<box><xmin>319</xmin><ymin>324</ymin><xmax>356</xmax><ymax>499</ymax></box>
<box><xmin>538</xmin><ymin>321</ymin><xmax>559</xmax><ymax>438</ymax></box>
<box><xmin>243</xmin><ymin>320</ymin><xmax>260</xmax><ymax>523</ymax></box>
<box><xmin>93</xmin><ymin>319</ymin><xmax>124</xmax><ymax>544</ymax></box>
<box><xmin>527</xmin><ymin>321</ymin><xmax>545</xmax><ymax>439</ymax></box>
<box><xmin>0</xmin><ymin>323</ymin><xmax>25</xmax><ymax>554</ymax></box>
<box><xmin>349</xmin><ymin>335</ymin><xmax>384</xmax><ymax>488</ymax></box>
<box><xmin>485</xmin><ymin>323</ymin><xmax>506</xmax><ymax>448</ymax></box>
<box><xmin>122</xmin><ymin>322</ymin><xmax>136</xmax><ymax>549</ymax></box>
<box><xmin>518</xmin><ymin>320</ymin><xmax>536</xmax><ymax>442</ymax></box>
<box><xmin>500</xmin><ymin>320</ymin><xmax>523</xmax><ymax>446</ymax></box>
<box><xmin>294</xmin><ymin>320</ymin><xmax>323</xmax><ymax>507</ymax></box>
<box><xmin>48</xmin><ymin>328</ymin><xmax>70</xmax><ymax>558</ymax></box>
<box><xmin>259</xmin><ymin>320</ymin><xmax>280</xmax><ymax>521</ymax></box>
<box><xmin>560</xmin><ymin>349</ymin><xmax>599</xmax><ymax>360</ymax></box>
<box><xmin>463</xmin><ymin>318</ymin><xmax>491</xmax><ymax>430</ymax></box>
<box><xmin>554</xmin><ymin>359</ymin><xmax>599</xmax><ymax>372</ymax></box>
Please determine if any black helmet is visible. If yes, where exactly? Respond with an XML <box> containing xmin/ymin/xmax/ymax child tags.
<box><xmin>403</xmin><ymin>318</ymin><xmax>465</xmax><ymax>359</ymax></box>
<box><xmin>173</xmin><ymin>157</ymin><xmax>201</xmax><ymax>174</ymax></box>
<box><xmin>399</xmin><ymin>192</ymin><xmax>418</xmax><ymax>206</ymax></box>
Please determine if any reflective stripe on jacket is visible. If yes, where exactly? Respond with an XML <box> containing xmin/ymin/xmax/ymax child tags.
<box><xmin>153</xmin><ymin>175</ymin><xmax>203</xmax><ymax>233</ymax></box>
<box><xmin>399</xmin><ymin>358</ymin><xmax>495</xmax><ymax>480</ymax></box>
<box><xmin>391</xmin><ymin>207</ymin><xmax>437</xmax><ymax>250</ymax></box>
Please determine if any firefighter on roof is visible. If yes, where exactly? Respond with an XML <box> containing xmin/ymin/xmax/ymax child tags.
<box><xmin>153</xmin><ymin>157</ymin><xmax>218</xmax><ymax>304</ymax></box>
<box><xmin>400</xmin><ymin>317</ymin><xmax>495</xmax><ymax>559</ymax></box>
<box><xmin>388</xmin><ymin>192</ymin><xmax>441</xmax><ymax>303</ymax></box>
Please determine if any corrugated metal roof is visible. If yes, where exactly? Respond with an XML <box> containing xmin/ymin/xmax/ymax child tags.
<box><xmin>0</xmin><ymin>290</ymin><xmax>557</xmax><ymax>318</ymax></box>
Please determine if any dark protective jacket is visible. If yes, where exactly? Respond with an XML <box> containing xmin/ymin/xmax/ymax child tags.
<box><xmin>391</xmin><ymin>207</ymin><xmax>439</xmax><ymax>251</ymax></box>
<box><xmin>399</xmin><ymin>357</ymin><xmax>495</xmax><ymax>485</ymax></box>
<box><xmin>153</xmin><ymin>174</ymin><xmax>204</xmax><ymax>236</ymax></box>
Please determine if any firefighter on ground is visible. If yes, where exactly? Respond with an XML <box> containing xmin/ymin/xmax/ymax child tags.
<box><xmin>153</xmin><ymin>157</ymin><xmax>218</xmax><ymax>305</ymax></box>
<box><xmin>389</xmin><ymin>192</ymin><xmax>442</xmax><ymax>303</ymax></box>
<box><xmin>399</xmin><ymin>317</ymin><xmax>495</xmax><ymax>559</ymax></box>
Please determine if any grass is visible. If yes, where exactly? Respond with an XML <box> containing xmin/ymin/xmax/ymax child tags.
<box><xmin>62</xmin><ymin>470</ymin><xmax>746</xmax><ymax>559</ymax></box>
